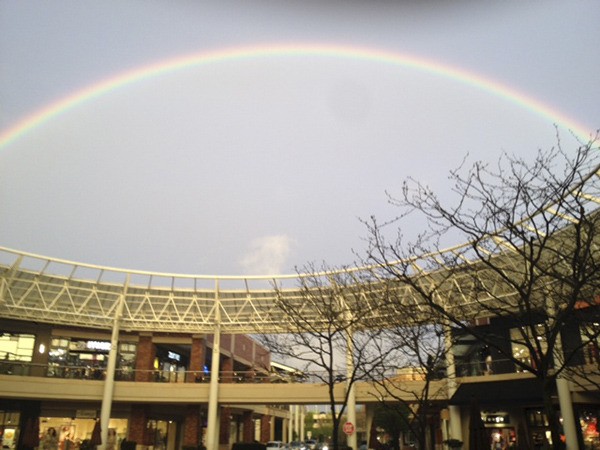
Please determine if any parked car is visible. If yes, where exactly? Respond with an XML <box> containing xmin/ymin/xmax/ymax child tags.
<box><xmin>289</xmin><ymin>442</ymin><xmax>305</xmax><ymax>450</ymax></box>
<box><xmin>304</xmin><ymin>440</ymin><xmax>317</xmax><ymax>450</ymax></box>
<box><xmin>266</xmin><ymin>442</ymin><xmax>285</xmax><ymax>450</ymax></box>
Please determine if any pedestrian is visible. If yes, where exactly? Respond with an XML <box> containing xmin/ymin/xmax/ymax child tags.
<box><xmin>42</xmin><ymin>427</ymin><xmax>59</xmax><ymax>450</ymax></box>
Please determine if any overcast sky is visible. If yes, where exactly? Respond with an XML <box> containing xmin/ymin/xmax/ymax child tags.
<box><xmin>0</xmin><ymin>1</ymin><xmax>598</xmax><ymax>276</ymax></box>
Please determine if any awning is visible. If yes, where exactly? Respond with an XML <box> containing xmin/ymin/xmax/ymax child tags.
<box><xmin>449</xmin><ymin>377</ymin><xmax>547</xmax><ymax>405</ymax></box>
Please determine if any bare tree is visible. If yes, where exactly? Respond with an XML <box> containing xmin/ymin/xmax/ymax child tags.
<box><xmin>366</xmin><ymin>305</ymin><xmax>450</xmax><ymax>450</ymax></box>
<box><xmin>364</xmin><ymin>136</ymin><xmax>600</xmax><ymax>449</ymax></box>
<box><xmin>259</xmin><ymin>264</ymin><xmax>387</xmax><ymax>450</ymax></box>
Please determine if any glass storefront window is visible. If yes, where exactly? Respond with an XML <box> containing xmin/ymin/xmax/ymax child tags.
<box><xmin>580</xmin><ymin>323</ymin><xmax>600</xmax><ymax>366</ymax></box>
<box><xmin>48</xmin><ymin>338</ymin><xmax>69</xmax><ymax>377</ymax></box>
<box><xmin>0</xmin><ymin>411</ymin><xmax>21</xmax><ymax>450</ymax></box>
<box><xmin>117</xmin><ymin>342</ymin><xmax>137</xmax><ymax>380</ymax></box>
<box><xmin>580</xmin><ymin>410</ymin><xmax>600</xmax><ymax>450</ymax></box>
<box><xmin>510</xmin><ymin>325</ymin><xmax>548</xmax><ymax>372</ymax></box>
<box><xmin>48</xmin><ymin>337</ymin><xmax>111</xmax><ymax>379</ymax></box>
<box><xmin>0</xmin><ymin>332</ymin><xmax>35</xmax><ymax>362</ymax></box>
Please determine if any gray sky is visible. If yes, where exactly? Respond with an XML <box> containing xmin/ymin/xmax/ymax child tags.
<box><xmin>0</xmin><ymin>1</ymin><xmax>598</xmax><ymax>276</ymax></box>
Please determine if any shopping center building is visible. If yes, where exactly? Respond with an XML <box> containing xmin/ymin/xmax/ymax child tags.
<box><xmin>2</xmin><ymin>173</ymin><xmax>600</xmax><ymax>450</ymax></box>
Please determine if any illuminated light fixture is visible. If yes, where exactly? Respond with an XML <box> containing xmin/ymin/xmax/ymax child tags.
<box><xmin>38</xmin><ymin>343</ymin><xmax>46</xmax><ymax>354</ymax></box>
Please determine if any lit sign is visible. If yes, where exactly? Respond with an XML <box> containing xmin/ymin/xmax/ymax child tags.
<box><xmin>167</xmin><ymin>351</ymin><xmax>181</xmax><ymax>361</ymax></box>
<box><xmin>485</xmin><ymin>414</ymin><xmax>510</xmax><ymax>424</ymax></box>
<box><xmin>87</xmin><ymin>341</ymin><xmax>111</xmax><ymax>351</ymax></box>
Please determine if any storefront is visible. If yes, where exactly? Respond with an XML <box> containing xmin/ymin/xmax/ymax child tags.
<box><xmin>48</xmin><ymin>337</ymin><xmax>137</xmax><ymax>380</ymax></box>
<box><xmin>579</xmin><ymin>408</ymin><xmax>600</xmax><ymax>450</ymax></box>
<box><xmin>0</xmin><ymin>332</ymin><xmax>35</xmax><ymax>375</ymax></box>
<box><xmin>154</xmin><ymin>346</ymin><xmax>189</xmax><ymax>383</ymax></box>
<box><xmin>0</xmin><ymin>410</ymin><xmax>20</xmax><ymax>450</ymax></box>
<box><xmin>39</xmin><ymin>414</ymin><xmax>129</xmax><ymax>450</ymax></box>
<box><xmin>482</xmin><ymin>411</ymin><xmax>516</xmax><ymax>449</ymax></box>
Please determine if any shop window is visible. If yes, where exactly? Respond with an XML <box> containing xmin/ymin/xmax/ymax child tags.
<box><xmin>48</xmin><ymin>337</ymin><xmax>110</xmax><ymax>379</ymax></box>
<box><xmin>510</xmin><ymin>325</ymin><xmax>548</xmax><ymax>372</ymax></box>
<box><xmin>0</xmin><ymin>410</ymin><xmax>21</xmax><ymax>450</ymax></box>
<box><xmin>580</xmin><ymin>410</ymin><xmax>600</xmax><ymax>450</ymax></box>
<box><xmin>580</xmin><ymin>323</ymin><xmax>600</xmax><ymax>366</ymax></box>
<box><xmin>0</xmin><ymin>332</ymin><xmax>35</xmax><ymax>362</ymax></box>
<box><xmin>48</xmin><ymin>338</ymin><xmax>69</xmax><ymax>377</ymax></box>
<box><xmin>526</xmin><ymin>409</ymin><xmax>549</xmax><ymax>428</ymax></box>
<box><xmin>117</xmin><ymin>342</ymin><xmax>137</xmax><ymax>381</ymax></box>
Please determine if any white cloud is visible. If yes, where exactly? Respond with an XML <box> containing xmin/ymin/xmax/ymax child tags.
<box><xmin>239</xmin><ymin>234</ymin><xmax>296</xmax><ymax>275</ymax></box>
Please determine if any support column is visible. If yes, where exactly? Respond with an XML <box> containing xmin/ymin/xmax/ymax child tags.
<box><xmin>99</xmin><ymin>282</ymin><xmax>127</xmax><ymax>450</ymax></box>
<box><xmin>220</xmin><ymin>407</ymin><xmax>232</xmax><ymax>447</ymax></box>
<box><xmin>444</xmin><ymin>325</ymin><xmax>462</xmax><ymax>443</ymax></box>
<box><xmin>366</xmin><ymin>404</ymin><xmax>376</xmax><ymax>450</ymax></box>
<box><xmin>135</xmin><ymin>334</ymin><xmax>156</xmax><ymax>382</ymax></box>
<box><xmin>288</xmin><ymin>407</ymin><xmax>294</xmax><ymax>442</ymax></box>
<box><xmin>128</xmin><ymin>405</ymin><xmax>148</xmax><ymax>444</ymax></box>
<box><xmin>294</xmin><ymin>405</ymin><xmax>300</xmax><ymax>441</ymax></box>
<box><xmin>550</xmin><ymin>303</ymin><xmax>578</xmax><ymax>450</ymax></box>
<box><xmin>206</xmin><ymin>284</ymin><xmax>222</xmax><ymax>450</ymax></box>
<box><xmin>300</xmin><ymin>407</ymin><xmax>305</xmax><ymax>442</ymax></box>
<box><xmin>346</xmin><ymin>328</ymin><xmax>357</xmax><ymax>450</ymax></box>
<box><xmin>261</xmin><ymin>416</ymin><xmax>271</xmax><ymax>442</ymax></box>
<box><xmin>243</xmin><ymin>412</ymin><xmax>254</xmax><ymax>442</ymax></box>
<box><xmin>188</xmin><ymin>335</ymin><xmax>207</xmax><ymax>383</ymax></box>
<box><xmin>183</xmin><ymin>405</ymin><xmax>202</xmax><ymax>447</ymax></box>
<box><xmin>557</xmin><ymin>377</ymin><xmax>578</xmax><ymax>449</ymax></box>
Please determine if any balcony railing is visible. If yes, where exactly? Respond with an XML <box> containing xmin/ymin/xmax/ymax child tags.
<box><xmin>3</xmin><ymin>359</ymin><xmax>598</xmax><ymax>386</ymax></box>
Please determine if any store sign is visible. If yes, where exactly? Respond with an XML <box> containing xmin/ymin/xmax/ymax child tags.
<box><xmin>168</xmin><ymin>351</ymin><xmax>181</xmax><ymax>361</ymax></box>
<box><xmin>87</xmin><ymin>341</ymin><xmax>111</xmax><ymax>351</ymax></box>
<box><xmin>485</xmin><ymin>414</ymin><xmax>510</xmax><ymax>424</ymax></box>
<box><xmin>70</xmin><ymin>340</ymin><xmax>111</xmax><ymax>352</ymax></box>
<box><xmin>76</xmin><ymin>410</ymin><xmax>98</xmax><ymax>419</ymax></box>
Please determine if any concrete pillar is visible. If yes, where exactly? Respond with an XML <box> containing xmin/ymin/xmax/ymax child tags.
<box><xmin>346</xmin><ymin>329</ymin><xmax>357</xmax><ymax>450</ymax></box>
<box><xmin>288</xmin><ymin>407</ymin><xmax>294</xmax><ymax>442</ymax></box>
<box><xmin>557</xmin><ymin>376</ymin><xmax>578</xmax><ymax>449</ymax></box>
<box><xmin>99</xmin><ymin>291</ymin><xmax>125</xmax><ymax>450</ymax></box>
<box><xmin>206</xmin><ymin>289</ymin><xmax>222</xmax><ymax>450</ymax></box>
<box><xmin>366</xmin><ymin>404</ymin><xmax>376</xmax><ymax>449</ymax></box>
<box><xmin>300</xmin><ymin>407</ymin><xmax>305</xmax><ymax>442</ymax></box>
<box><xmin>294</xmin><ymin>405</ymin><xmax>300</xmax><ymax>441</ymax></box>
<box><xmin>444</xmin><ymin>325</ymin><xmax>462</xmax><ymax>442</ymax></box>
<box><xmin>550</xmin><ymin>303</ymin><xmax>579</xmax><ymax>450</ymax></box>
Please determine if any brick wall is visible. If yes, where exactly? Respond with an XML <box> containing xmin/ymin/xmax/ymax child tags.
<box><xmin>135</xmin><ymin>335</ymin><xmax>156</xmax><ymax>382</ymax></box>
<box><xmin>187</xmin><ymin>336</ymin><xmax>206</xmax><ymax>382</ymax></box>
<box><xmin>183</xmin><ymin>405</ymin><xmax>201</xmax><ymax>446</ymax></box>
<box><xmin>260</xmin><ymin>415</ymin><xmax>271</xmax><ymax>443</ymax></box>
<box><xmin>128</xmin><ymin>405</ymin><xmax>148</xmax><ymax>444</ymax></box>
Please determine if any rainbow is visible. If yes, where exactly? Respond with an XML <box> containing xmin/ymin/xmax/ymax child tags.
<box><xmin>0</xmin><ymin>42</ymin><xmax>595</xmax><ymax>149</ymax></box>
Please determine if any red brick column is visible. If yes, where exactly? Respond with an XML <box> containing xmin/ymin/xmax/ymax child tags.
<box><xmin>183</xmin><ymin>405</ymin><xmax>201</xmax><ymax>447</ymax></box>
<box><xmin>220</xmin><ymin>356</ymin><xmax>233</xmax><ymax>383</ymax></box>
<box><xmin>128</xmin><ymin>405</ymin><xmax>148</xmax><ymax>444</ymax></box>
<box><xmin>242</xmin><ymin>411</ymin><xmax>254</xmax><ymax>442</ymax></box>
<box><xmin>219</xmin><ymin>407</ymin><xmax>231</xmax><ymax>445</ymax></box>
<box><xmin>260</xmin><ymin>415</ymin><xmax>271</xmax><ymax>443</ymax></box>
<box><xmin>188</xmin><ymin>336</ymin><xmax>206</xmax><ymax>383</ymax></box>
<box><xmin>135</xmin><ymin>334</ymin><xmax>156</xmax><ymax>382</ymax></box>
